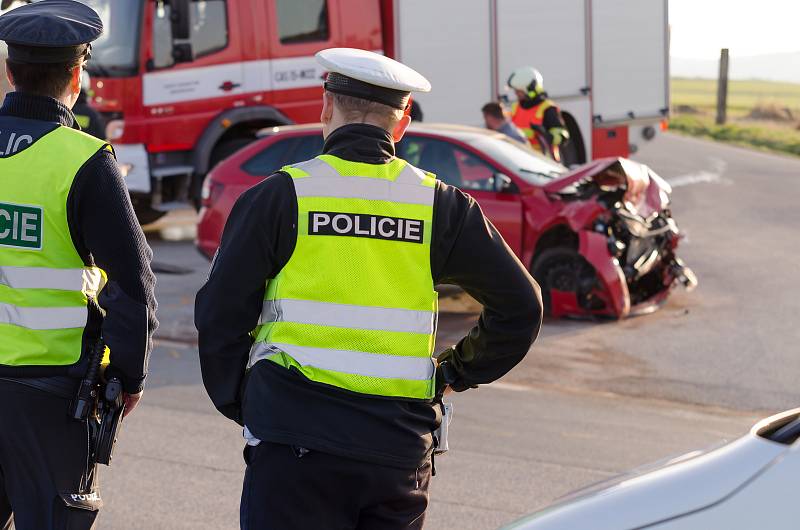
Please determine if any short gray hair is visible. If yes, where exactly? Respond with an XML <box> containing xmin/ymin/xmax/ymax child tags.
<box><xmin>330</xmin><ymin>92</ymin><xmax>404</xmax><ymax>130</ymax></box>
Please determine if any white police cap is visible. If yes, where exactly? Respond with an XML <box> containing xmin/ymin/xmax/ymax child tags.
<box><xmin>316</xmin><ymin>48</ymin><xmax>430</xmax><ymax>110</ymax></box>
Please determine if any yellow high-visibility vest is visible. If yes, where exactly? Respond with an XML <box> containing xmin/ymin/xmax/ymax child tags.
<box><xmin>249</xmin><ymin>154</ymin><xmax>438</xmax><ymax>400</ymax></box>
<box><xmin>0</xmin><ymin>126</ymin><xmax>108</xmax><ymax>367</ymax></box>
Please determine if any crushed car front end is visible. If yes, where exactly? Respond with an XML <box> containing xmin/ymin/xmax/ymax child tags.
<box><xmin>538</xmin><ymin>158</ymin><xmax>697</xmax><ymax>318</ymax></box>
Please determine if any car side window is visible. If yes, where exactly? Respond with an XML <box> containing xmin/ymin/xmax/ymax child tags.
<box><xmin>241</xmin><ymin>138</ymin><xmax>297</xmax><ymax>176</ymax></box>
<box><xmin>152</xmin><ymin>1</ymin><xmax>229</xmax><ymax>69</ymax></box>
<box><xmin>285</xmin><ymin>135</ymin><xmax>325</xmax><ymax>165</ymax></box>
<box><xmin>452</xmin><ymin>149</ymin><xmax>497</xmax><ymax>191</ymax></box>
<box><xmin>398</xmin><ymin>137</ymin><xmax>459</xmax><ymax>185</ymax></box>
<box><xmin>398</xmin><ymin>136</ymin><xmax>498</xmax><ymax>191</ymax></box>
<box><xmin>276</xmin><ymin>0</ymin><xmax>330</xmax><ymax>44</ymax></box>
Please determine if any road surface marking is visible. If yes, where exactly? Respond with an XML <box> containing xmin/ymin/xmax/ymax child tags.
<box><xmin>488</xmin><ymin>381</ymin><xmax>534</xmax><ymax>392</ymax></box>
<box><xmin>154</xmin><ymin>338</ymin><xmax>196</xmax><ymax>350</ymax></box>
<box><xmin>669</xmin><ymin>157</ymin><xmax>731</xmax><ymax>187</ymax></box>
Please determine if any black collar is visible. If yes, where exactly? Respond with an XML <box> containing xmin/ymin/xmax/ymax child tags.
<box><xmin>322</xmin><ymin>123</ymin><xmax>395</xmax><ymax>164</ymax></box>
<box><xmin>0</xmin><ymin>92</ymin><xmax>77</xmax><ymax>128</ymax></box>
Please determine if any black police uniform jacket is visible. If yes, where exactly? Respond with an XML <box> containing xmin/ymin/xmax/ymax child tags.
<box><xmin>196</xmin><ymin>124</ymin><xmax>542</xmax><ymax>468</ymax></box>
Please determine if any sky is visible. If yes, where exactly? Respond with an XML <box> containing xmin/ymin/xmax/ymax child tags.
<box><xmin>669</xmin><ymin>0</ymin><xmax>800</xmax><ymax>59</ymax></box>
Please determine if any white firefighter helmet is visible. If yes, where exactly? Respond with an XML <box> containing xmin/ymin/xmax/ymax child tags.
<box><xmin>507</xmin><ymin>66</ymin><xmax>544</xmax><ymax>96</ymax></box>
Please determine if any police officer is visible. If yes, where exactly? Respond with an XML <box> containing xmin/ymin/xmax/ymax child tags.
<box><xmin>196</xmin><ymin>48</ymin><xmax>542</xmax><ymax>529</ymax></box>
<box><xmin>507</xmin><ymin>66</ymin><xmax>570</xmax><ymax>160</ymax></box>
<box><xmin>0</xmin><ymin>1</ymin><xmax>157</xmax><ymax>528</ymax></box>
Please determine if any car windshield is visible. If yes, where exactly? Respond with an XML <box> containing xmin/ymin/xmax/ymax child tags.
<box><xmin>468</xmin><ymin>135</ymin><xmax>567</xmax><ymax>186</ymax></box>
<box><xmin>75</xmin><ymin>0</ymin><xmax>143</xmax><ymax>77</ymax></box>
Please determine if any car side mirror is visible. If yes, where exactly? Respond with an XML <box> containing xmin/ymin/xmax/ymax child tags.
<box><xmin>494</xmin><ymin>173</ymin><xmax>518</xmax><ymax>193</ymax></box>
<box><xmin>170</xmin><ymin>0</ymin><xmax>194</xmax><ymax>63</ymax></box>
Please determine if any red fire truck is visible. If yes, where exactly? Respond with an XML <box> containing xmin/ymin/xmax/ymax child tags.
<box><xmin>77</xmin><ymin>0</ymin><xmax>669</xmax><ymax>223</ymax></box>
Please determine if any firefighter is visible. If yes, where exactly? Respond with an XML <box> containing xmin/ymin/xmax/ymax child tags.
<box><xmin>196</xmin><ymin>48</ymin><xmax>542</xmax><ymax>529</ymax></box>
<box><xmin>507</xmin><ymin>66</ymin><xmax>570</xmax><ymax>160</ymax></box>
<box><xmin>0</xmin><ymin>1</ymin><xmax>157</xmax><ymax>528</ymax></box>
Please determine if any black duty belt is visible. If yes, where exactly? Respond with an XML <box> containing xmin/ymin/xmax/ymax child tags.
<box><xmin>0</xmin><ymin>376</ymin><xmax>79</xmax><ymax>399</ymax></box>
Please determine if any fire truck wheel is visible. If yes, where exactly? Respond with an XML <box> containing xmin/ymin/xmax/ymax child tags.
<box><xmin>559</xmin><ymin>112</ymin><xmax>587</xmax><ymax>166</ymax></box>
<box><xmin>192</xmin><ymin>137</ymin><xmax>256</xmax><ymax>209</ymax></box>
<box><xmin>210</xmin><ymin>137</ymin><xmax>255</xmax><ymax>170</ymax></box>
<box><xmin>131</xmin><ymin>196</ymin><xmax>167</xmax><ymax>226</ymax></box>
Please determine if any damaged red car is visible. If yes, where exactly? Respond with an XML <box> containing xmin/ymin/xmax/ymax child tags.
<box><xmin>196</xmin><ymin>124</ymin><xmax>696</xmax><ymax>319</ymax></box>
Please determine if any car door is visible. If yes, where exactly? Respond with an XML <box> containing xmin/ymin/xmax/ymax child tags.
<box><xmin>398</xmin><ymin>135</ymin><xmax>524</xmax><ymax>257</ymax></box>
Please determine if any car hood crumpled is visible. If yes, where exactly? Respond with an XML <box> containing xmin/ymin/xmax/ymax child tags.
<box><xmin>544</xmin><ymin>157</ymin><xmax>673</xmax><ymax>218</ymax></box>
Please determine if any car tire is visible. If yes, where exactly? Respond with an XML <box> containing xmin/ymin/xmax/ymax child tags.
<box><xmin>531</xmin><ymin>247</ymin><xmax>599</xmax><ymax>316</ymax></box>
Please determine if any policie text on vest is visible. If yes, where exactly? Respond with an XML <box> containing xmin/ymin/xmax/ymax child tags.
<box><xmin>0</xmin><ymin>132</ymin><xmax>33</xmax><ymax>156</ymax></box>
<box><xmin>309</xmin><ymin>211</ymin><xmax>424</xmax><ymax>244</ymax></box>
<box><xmin>0</xmin><ymin>202</ymin><xmax>43</xmax><ymax>250</ymax></box>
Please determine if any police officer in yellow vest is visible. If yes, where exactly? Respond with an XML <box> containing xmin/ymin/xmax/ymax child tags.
<box><xmin>508</xmin><ymin>66</ymin><xmax>570</xmax><ymax>161</ymax></box>
<box><xmin>0</xmin><ymin>2</ymin><xmax>157</xmax><ymax>528</ymax></box>
<box><xmin>72</xmin><ymin>73</ymin><xmax>106</xmax><ymax>140</ymax></box>
<box><xmin>196</xmin><ymin>48</ymin><xmax>542</xmax><ymax>529</ymax></box>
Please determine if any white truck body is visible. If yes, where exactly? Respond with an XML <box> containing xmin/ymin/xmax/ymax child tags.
<box><xmin>592</xmin><ymin>0</ymin><xmax>670</xmax><ymax>124</ymax></box>
<box><xmin>394</xmin><ymin>0</ymin><xmax>670</xmax><ymax>159</ymax></box>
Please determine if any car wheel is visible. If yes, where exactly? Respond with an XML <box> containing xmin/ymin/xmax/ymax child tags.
<box><xmin>531</xmin><ymin>247</ymin><xmax>600</xmax><ymax>316</ymax></box>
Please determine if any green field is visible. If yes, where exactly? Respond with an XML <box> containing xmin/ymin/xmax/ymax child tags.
<box><xmin>670</xmin><ymin>77</ymin><xmax>800</xmax><ymax>156</ymax></box>
<box><xmin>672</xmin><ymin>77</ymin><xmax>800</xmax><ymax>116</ymax></box>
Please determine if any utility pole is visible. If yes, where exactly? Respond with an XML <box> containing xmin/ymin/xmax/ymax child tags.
<box><xmin>716</xmin><ymin>48</ymin><xmax>729</xmax><ymax>125</ymax></box>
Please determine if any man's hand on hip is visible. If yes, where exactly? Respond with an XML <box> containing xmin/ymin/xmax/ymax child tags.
<box><xmin>122</xmin><ymin>391</ymin><xmax>143</xmax><ymax>418</ymax></box>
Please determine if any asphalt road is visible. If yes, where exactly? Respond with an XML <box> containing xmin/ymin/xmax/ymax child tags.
<box><xmin>586</xmin><ymin>133</ymin><xmax>800</xmax><ymax>412</ymax></box>
<box><xmin>95</xmin><ymin>133</ymin><xmax>797</xmax><ymax>529</ymax></box>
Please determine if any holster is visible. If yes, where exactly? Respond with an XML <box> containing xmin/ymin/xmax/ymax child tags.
<box><xmin>92</xmin><ymin>377</ymin><xmax>125</xmax><ymax>466</ymax></box>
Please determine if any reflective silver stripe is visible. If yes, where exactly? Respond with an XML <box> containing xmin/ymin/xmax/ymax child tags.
<box><xmin>290</xmin><ymin>158</ymin><xmax>435</xmax><ymax>204</ymax></box>
<box><xmin>0</xmin><ymin>265</ymin><xmax>104</xmax><ymax>295</ymax></box>
<box><xmin>293</xmin><ymin>158</ymin><xmax>434</xmax><ymax>186</ymax></box>
<box><xmin>248</xmin><ymin>342</ymin><xmax>435</xmax><ymax>380</ymax></box>
<box><xmin>0</xmin><ymin>302</ymin><xmax>87</xmax><ymax>330</ymax></box>
<box><xmin>292</xmin><ymin>157</ymin><xmax>340</xmax><ymax>178</ymax></box>
<box><xmin>260</xmin><ymin>299</ymin><xmax>434</xmax><ymax>334</ymax></box>
<box><xmin>395</xmin><ymin>163</ymin><xmax>433</xmax><ymax>185</ymax></box>
<box><xmin>293</xmin><ymin>177</ymin><xmax>434</xmax><ymax>205</ymax></box>
<box><xmin>82</xmin><ymin>269</ymin><xmax>106</xmax><ymax>297</ymax></box>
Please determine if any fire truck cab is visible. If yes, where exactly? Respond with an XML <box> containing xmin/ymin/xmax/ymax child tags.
<box><xmin>87</xmin><ymin>0</ymin><xmax>380</xmax><ymax>222</ymax></box>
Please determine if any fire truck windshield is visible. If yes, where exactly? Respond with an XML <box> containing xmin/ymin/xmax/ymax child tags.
<box><xmin>77</xmin><ymin>0</ymin><xmax>142</xmax><ymax>77</ymax></box>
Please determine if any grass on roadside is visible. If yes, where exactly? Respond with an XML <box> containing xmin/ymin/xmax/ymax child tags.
<box><xmin>670</xmin><ymin>77</ymin><xmax>800</xmax><ymax>157</ymax></box>
<box><xmin>671</xmin><ymin>77</ymin><xmax>800</xmax><ymax>117</ymax></box>
<box><xmin>669</xmin><ymin>114</ymin><xmax>800</xmax><ymax>157</ymax></box>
